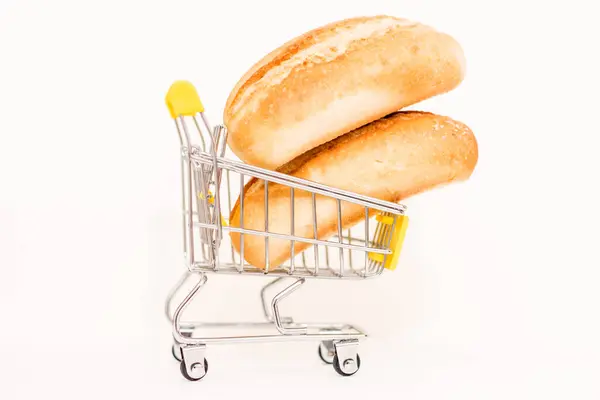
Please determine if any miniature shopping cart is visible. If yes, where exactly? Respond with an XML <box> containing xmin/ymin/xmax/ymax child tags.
<box><xmin>163</xmin><ymin>81</ymin><xmax>410</xmax><ymax>381</ymax></box>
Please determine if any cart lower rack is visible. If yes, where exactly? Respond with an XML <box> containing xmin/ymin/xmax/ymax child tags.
<box><xmin>163</xmin><ymin>81</ymin><xmax>409</xmax><ymax>381</ymax></box>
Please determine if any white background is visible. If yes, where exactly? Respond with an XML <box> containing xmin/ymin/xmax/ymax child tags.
<box><xmin>1</xmin><ymin>0</ymin><xmax>599</xmax><ymax>398</ymax></box>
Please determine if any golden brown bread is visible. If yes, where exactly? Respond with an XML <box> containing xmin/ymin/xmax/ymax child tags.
<box><xmin>228</xmin><ymin>111</ymin><xmax>478</xmax><ymax>269</ymax></box>
<box><xmin>224</xmin><ymin>15</ymin><xmax>466</xmax><ymax>170</ymax></box>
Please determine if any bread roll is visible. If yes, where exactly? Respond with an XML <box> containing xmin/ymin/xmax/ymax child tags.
<box><xmin>224</xmin><ymin>15</ymin><xmax>466</xmax><ymax>170</ymax></box>
<box><xmin>228</xmin><ymin>111</ymin><xmax>478</xmax><ymax>269</ymax></box>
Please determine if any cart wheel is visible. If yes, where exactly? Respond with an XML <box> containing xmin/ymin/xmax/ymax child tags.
<box><xmin>333</xmin><ymin>354</ymin><xmax>361</xmax><ymax>377</ymax></box>
<box><xmin>180</xmin><ymin>358</ymin><xmax>209</xmax><ymax>381</ymax></box>
<box><xmin>318</xmin><ymin>342</ymin><xmax>335</xmax><ymax>364</ymax></box>
<box><xmin>172</xmin><ymin>344</ymin><xmax>182</xmax><ymax>362</ymax></box>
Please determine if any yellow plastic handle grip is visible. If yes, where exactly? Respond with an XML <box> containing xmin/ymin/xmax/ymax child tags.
<box><xmin>165</xmin><ymin>80</ymin><xmax>205</xmax><ymax>119</ymax></box>
<box><xmin>368</xmin><ymin>214</ymin><xmax>409</xmax><ymax>271</ymax></box>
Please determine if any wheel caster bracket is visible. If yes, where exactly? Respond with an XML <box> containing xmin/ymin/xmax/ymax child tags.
<box><xmin>180</xmin><ymin>344</ymin><xmax>208</xmax><ymax>381</ymax></box>
<box><xmin>333</xmin><ymin>339</ymin><xmax>361</xmax><ymax>376</ymax></box>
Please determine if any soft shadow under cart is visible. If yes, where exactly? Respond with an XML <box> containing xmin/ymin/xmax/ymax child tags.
<box><xmin>163</xmin><ymin>81</ymin><xmax>409</xmax><ymax>381</ymax></box>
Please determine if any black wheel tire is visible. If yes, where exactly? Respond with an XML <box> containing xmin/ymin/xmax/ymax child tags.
<box><xmin>180</xmin><ymin>358</ymin><xmax>209</xmax><ymax>382</ymax></box>
<box><xmin>332</xmin><ymin>354</ymin><xmax>361</xmax><ymax>377</ymax></box>
<box><xmin>318</xmin><ymin>343</ymin><xmax>334</xmax><ymax>364</ymax></box>
<box><xmin>172</xmin><ymin>344</ymin><xmax>182</xmax><ymax>362</ymax></box>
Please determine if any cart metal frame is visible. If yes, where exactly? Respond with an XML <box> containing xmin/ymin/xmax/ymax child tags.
<box><xmin>163</xmin><ymin>81</ymin><xmax>409</xmax><ymax>381</ymax></box>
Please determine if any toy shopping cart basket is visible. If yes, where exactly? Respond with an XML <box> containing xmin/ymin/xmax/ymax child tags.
<box><xmin>163</xmin><ymin>81</ymin><xmax>410</xmax><ymax>381</ymax></box>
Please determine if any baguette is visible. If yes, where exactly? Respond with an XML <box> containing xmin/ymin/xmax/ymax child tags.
<box><xmin>228</xmin><ymin>111</ymin><xmax>478</xmax><ymax>269</ymax></box>
<box><xmin>224</xmin><ymin>15</ymin><xmax>466</xmax><ymax>170</ymax></box>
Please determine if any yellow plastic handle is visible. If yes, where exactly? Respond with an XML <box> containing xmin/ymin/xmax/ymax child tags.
<box><xmin>368</xmin><ymin>214</ymin><xmax>409</xmax><ymax>271</ymax></box>
<box><xmin>165</xmin><ymin>80</ymin><xmax>205</xmax><ymax>119</ymax></box>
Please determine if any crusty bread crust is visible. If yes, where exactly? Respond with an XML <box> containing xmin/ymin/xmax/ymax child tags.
<box><xmin>229</xmin><ymin>111</ymin><xmax>478</xmax><ymax>269</ymax></box>
<box><xmin>224</xmin><ymin>15</ymin><xmax>466</xmax><ymax>170</ymax></box>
